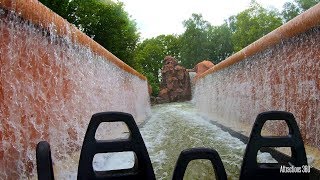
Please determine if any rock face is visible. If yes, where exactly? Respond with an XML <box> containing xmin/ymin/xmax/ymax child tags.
<box><xmin>187</xmin><ymin>60</ymin><xmax>214</xmax><ymax>84</ymax></box>
<box><xmin>157</xmin><ymin>56</ymin><xmax>191</xmax><ymax>103</ymax></box>
<box><xmin>194</xmin><ymin>60</ymin><xmax>214</xmax><ymax>77</ymax></box>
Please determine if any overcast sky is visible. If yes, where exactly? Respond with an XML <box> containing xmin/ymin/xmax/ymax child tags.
<box><xmin>118</xmin><ymin>0</ymin><xmax>293</xmax><ymax>40</ymax></box>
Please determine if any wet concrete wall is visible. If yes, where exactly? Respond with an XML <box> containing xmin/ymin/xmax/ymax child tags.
<box><xmin>0</xmin><ymin>0</ymin><xmax>150</xmax><ymax>178</ymax></box>
<box><xmin>194</xmin><ymin>4</ymin><xmax>320</xmax><ymax>150</ymax></box>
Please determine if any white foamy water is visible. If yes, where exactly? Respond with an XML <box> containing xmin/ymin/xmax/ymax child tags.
<box><xmin>93</xmin><ymin>152</ymin><xmax>135</xmax><ymax>171</ymax></box>
<box><xmin>193</xmin><ymin>27</ymin><xmax>320</xmax><ymax>149</ymax></box>
<box><xmin>89</xmin><ymin>102</ymin><xmax>276</xmax><ymax>180</ymax></box>
<box><xmin>0</xmin><ymin>9</ymin><xmax>151</xmax><ymax>179</ymax></box>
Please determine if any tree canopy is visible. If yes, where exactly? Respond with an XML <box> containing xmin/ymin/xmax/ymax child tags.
<box><xmin>282</xmin><ymin>0</ymin><xmax>319</xmax><ymax>22</ymax></box>
<box><xmin>134</xmin><ymin>35</ymin><xmax>181</xmax><ymax>96</ymax></box>
<box><xmin>229</xmin><ymin>2</ymin><xmax>283</xmax><ymax>51</ymax></box>
<box><xmin>179</xmin><ymin>14</ymin><xmax>211</xmax><ymax>68</ymax></box>
<box><xmin>40</xmin><ymin>0</ymin><xmax>318</xmax><ymax>96</ymax></box>
<box><xmin>40</xmin><ymin>0</ymin><xmax>139</xmax><ymax>67</ymax></box>
<box><xmin>179</xmin><ymin>14</ymin><xmax>233</xmax><ymax>68</ymax></box>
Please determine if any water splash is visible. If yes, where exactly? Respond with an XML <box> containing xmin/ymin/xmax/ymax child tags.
<box><xmin>0</xmin><ymin>9</ymin><xmax>150</xmax><ymax>179</ymax></box>
<box><xmin>52</xmin><ymin>102</ymin><xmax>278</xmax><ymax>179</ymax></box>
<box><xmin>194</xmin><ymin>26</ymin><xmax>320</xmax><ymax>150</ymax></box>
<box><xmin>140</xmin><ymin>102</ymin><xmax>276</xmax><ymax>180</ymax></box>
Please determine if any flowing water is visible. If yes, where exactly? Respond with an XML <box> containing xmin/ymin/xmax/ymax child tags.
<box><xmin>141</xmin><ymin>102</ymin><xmax>246</xmax><ymax>180</ymax></box>
<box><xmin>0</xmin><ymin>10</ymin><xmax>150</xmax><ymax>178</ymax></box>
<box><xmin>193</xmin><ymin>27</ymin><xmax>320</xmax><ymax>148</ymax></box>
<box><xmin>90</xmin><ymin>102</ymin><xmax>277</xmax><ymax>180</ymax></box>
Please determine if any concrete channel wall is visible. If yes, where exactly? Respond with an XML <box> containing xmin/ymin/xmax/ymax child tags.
<box><xmin>194</xmin><ymin>4</ymin><xmax>320</xmax><ymax>151</ymax></box>
<box><xmin>0</xmin><ymin>0</ymin><xmax>151</xmax><ymax>178</ymax></box>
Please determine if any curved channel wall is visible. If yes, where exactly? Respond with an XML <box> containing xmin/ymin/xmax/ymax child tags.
<box><xmin>0</xmin><ymin>0</ymin><xmax>151</xmax><ymax>178</ymax></box>
<box><xmin>194</xmin><ymin>4</ymin><xmax>320</xmax><ymax>150</ymax></box>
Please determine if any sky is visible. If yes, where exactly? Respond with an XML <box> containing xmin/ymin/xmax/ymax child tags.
<box><xmin>118</xmin><ymin>0</ymin><xmax>293</xmax><ymax>40</ymax></box>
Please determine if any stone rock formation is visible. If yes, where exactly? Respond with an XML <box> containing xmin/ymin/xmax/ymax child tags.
<box><xmin>188</xmin><ymin>60</ymin><xmax>214</xmax><ymax>78</ymax></box>
<box><xmin>187</xmin><ymin>60</ymin><xmax>215</xmax><ymax>95</ymax></box>
<box><xmin>157</xmin><ymin>56</ymin><xmax>191</xmax><ymax>103</ymax></box>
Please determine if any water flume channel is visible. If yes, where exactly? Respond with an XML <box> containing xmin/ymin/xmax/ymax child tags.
<box><xmin>91</xmin><ymin>102</ymin><xmax>277</xmax><ymax>180</ymax></box>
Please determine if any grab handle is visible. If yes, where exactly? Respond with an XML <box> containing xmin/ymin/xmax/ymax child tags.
<box><xmin>77</xmin><ymin>112</ymin><xmax>155</xmax><ymax>180</ymax></box>
<box><xmin>172</xmin><ymin>148</ymin><xmax>227</xmax><ymax>180</ymax></box>
<box><xmin>240</xmin><ymin>111</ymin><xmax>308</xmax><ymax>180</ymax></box>
<box><xmin>36</xmin><ymin>141</ymin><xmax>55</xmax><ymax>180</ymax></box>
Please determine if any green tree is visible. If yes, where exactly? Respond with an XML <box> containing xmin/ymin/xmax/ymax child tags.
<box><xmin>282</xmin><ymin>2</ymin><xmax>301</xmax><ymax>22</ymax></box>
<box><xmin>134</xmin><ymin>35</ymin><xmax>181</xmax><ymax>96</ymax></box>
<box><xmin>226</xmin><ymin>15</ymin><xmax>237</xmax><ymax>33</ymax></box>
<box><xmin>231</xmin><ymin>1</ymin><xmax>282</xmax><ymax>51</ymax></box>
<box><xmin>180</xmin><ymin>14</ymin><xmax>233</xmax><ymax>67</ymax></box>
<box><xmin>180</xmin><ymin>14</ymin><xmax>211</xmax><ymax>68</ymax></box>
<box><xmin>39</xmin><ymin>0</ymin><xmax>139</xmax><ymax>68</ymax></box>
<box><xmin>156</xmin><ymin>35</ymin><xmax>181</xmax><ymax>59</ymax></box>
<box><xmin>282</xmin><ymin>0</ymin><xmax>319</xmax><ymax>22</ymax></box>
<box><xmin>40</xmin><ymin>0</ymin><xmax>69</xmax><ymax>18</ymax></box>
<box><xmin>207</xmin><ymin>23</ymin><xmax>234</xmax><ymax>64</ymax></box>
<box><xmin>296</xmin><ymin>0</ymin><xmax>320</xmax><ymax>10</ymax></box>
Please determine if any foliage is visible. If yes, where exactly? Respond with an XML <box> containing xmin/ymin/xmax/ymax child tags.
<box><xmin>40</xmin><ymin>0</ymin><xmax>316</xmax><ymax>97</ymax></box>
<box><xmin>180</xmin><ymin>14</ymin><xmax>233</xmax><ymax>68</ymax></box>
<box><xmin>282</xmin><ymin>2</ymin><xmax>301</xmax><ymax>22</ymax></box>
<box><xmin>282</xmin><ymin>0</ymin><xmax>319</xmax><ymax>22</ymax></box>
<box><xmin>207</xmin><ymin>23</ymin><xmax>234</xmax><ymax>64</ymax></box>
<box><xmin>295</xmin><ymin>0</ymin><xmax>320</xmax><ymax>10</ymax></box>
<box><xmin>40</xmin><ymin>0</ymin><xmax>69</xmax><ymax>18</ymax></box>
<box><xmin>179</xmin><ymin>14</ymin><xmax>211</xmax><ymax>68</ymax></box>
<box><xmin>229</xmin><ymin>1</ymin><xmax>282</xmax><ymax>51</ymax></box>
<box><xmin>39</xmin><ymin>0</ymin><xmax>139</xmax><ymax>67</ymax></box>
<box><xmin>134</xmin><ymin>35</ymin><xmax>181</xmax><ymax>96</ymax></box>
